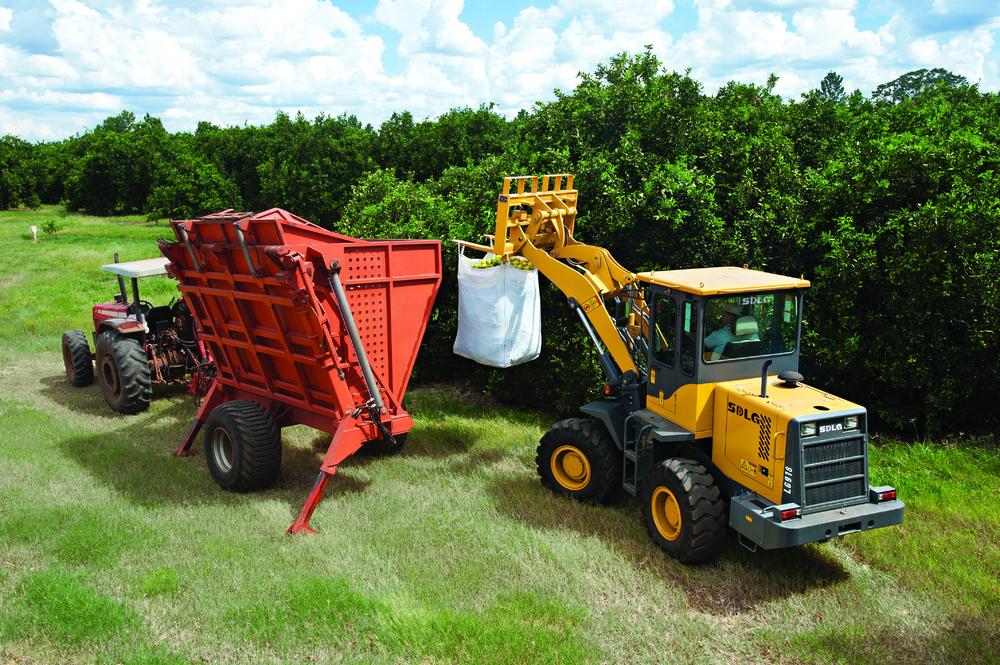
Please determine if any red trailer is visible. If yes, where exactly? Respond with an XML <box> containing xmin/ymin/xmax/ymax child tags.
<box><xmin>158</xmin><ymin>208</ymin><xmax>441</xmax><ymax>533</ymax></box>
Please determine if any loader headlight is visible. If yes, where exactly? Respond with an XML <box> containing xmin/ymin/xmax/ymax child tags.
<box><xmin>800</xmin><ymin>422</ymin><xmax>817</xmax><ymax>437</ymax></box>
<box><xmin>844</xmin><ymin>415</ymin><xmax>859</xmax><ymax>430</ymax></box>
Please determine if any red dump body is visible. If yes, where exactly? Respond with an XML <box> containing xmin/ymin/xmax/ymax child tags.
<box><xmin>159</xmin><ymin>208</ymin><xmax>441</xmax><ymax>532</ymax></box>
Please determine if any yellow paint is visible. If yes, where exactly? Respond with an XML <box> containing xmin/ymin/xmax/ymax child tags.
<box><xmin>550</xmin><ymin>445</ymin><xmax>592</xmax><ymax>491</ymax></box>
<box><xmin>712</xmin><ymin>377</ymin><xmax>863</xmax><ymax>504</ymax></box>
<box><xmin>650</xmin><ymin>486</ymin><xmax>682</xmax><ymax>541</ymax></box>
<box><xmin>646</xmin><ymin>382</ymin><xmax>715</xmax><ymax>437</ymax></box>
<box><xmin>636</xmin><ymin>266</ymin><xmax>810</xmax><ymax>295</ymax></box>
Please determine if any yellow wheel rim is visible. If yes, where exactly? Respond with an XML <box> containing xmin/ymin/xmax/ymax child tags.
<box><xmin>550</xmin><ymin>445</ymin><xmax>591</xmax><ymax>491</ymax></box>
<box><xmin>651</xmin><ymin>486</ymin><xmax>682</xmax><ymax>541</ymax></box>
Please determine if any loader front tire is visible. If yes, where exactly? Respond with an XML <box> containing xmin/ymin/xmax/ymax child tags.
<box><xmin>537</xmin><ymin>417</ymin><xmax>620</xmax><ymax>504</ymax></box>
<box><xmin>642</xmin><ymin>458</ymin><xmax>725</xmax><ymax>564</ymax></box>
<box><xmin>204</xmin><ymin>400</ymin><xmax>281</xmax><ymax>492</ymax></box>
<box><xmin>95</xmin><ymin>330</ymin><xmax>150</xmax><ymax>414</ymax></box>
<box><xmin>62</xmin><ymin>330</ymin><xmax>94</xmax><ymax>387</ymax></box>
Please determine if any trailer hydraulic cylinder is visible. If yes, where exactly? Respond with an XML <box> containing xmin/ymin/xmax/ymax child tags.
<box><xmin>328</xmin><ymin>262</ymin><xmax>385</xmax><ymax>413</ymax></box>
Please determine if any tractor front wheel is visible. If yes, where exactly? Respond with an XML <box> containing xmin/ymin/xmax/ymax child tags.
<box><xmin>62</xmin><ymin>330</ymin><xmax>94</xmax><ymax>387</ymax></box>
<box><xmin>95</xmin><ymin>330</ymin><xmax>151</xmax><ymax>414</ymax></box>
<box><xmin>204</xmin><ymin>400</ymin><xmax>282</xmax><ymax>492</ymax></box>
<box><xmin>642</xmin><ymin>458</ymin><xmax>725</xmax><ymax>564</ymax></box>
<box><xmin>537</xmin><ymin>418</ymin><xmax>620</xmax><ymax>504</ymax></box>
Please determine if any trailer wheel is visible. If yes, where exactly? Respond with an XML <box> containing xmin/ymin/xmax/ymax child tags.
<box><xmin>204</xmin><ymin>400</ymin><xmax>282</xmax><ymax>492</ymax></box>
<box><xmin>62</xmin><ymin>330</ymin><xmax>94</xmax><ymax>387</ymax></box>
<box><xmin>642</xmin><ymin>458</ymin><xmax>725</xmax><ymax>564</ymax></box>
<box><xmin>536</xmin><ymin>417</ymin><xmax>620</xmax><ymax>504</ymax></box>
<box><xmin>95</xmin><ymin>330</ymin><xmax>150</xmax><ymax>414</ymax></box>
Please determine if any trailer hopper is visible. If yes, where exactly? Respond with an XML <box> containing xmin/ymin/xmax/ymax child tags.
<box><xmin>159</xmin><ymin>208</ymin><xmax>441</xmax><ymax>533</ymax></box>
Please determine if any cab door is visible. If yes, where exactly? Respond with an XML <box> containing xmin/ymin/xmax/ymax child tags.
<box><xmin>647</xmin><ymin>291</ymin><xmax>697</xmax><ymax>412</ymax></box>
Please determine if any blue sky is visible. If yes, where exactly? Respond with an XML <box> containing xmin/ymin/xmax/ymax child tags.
<box><xmin>0</xmin><ymin>0</ymin><xmax>997</xmax><ymax>141</ymax></box>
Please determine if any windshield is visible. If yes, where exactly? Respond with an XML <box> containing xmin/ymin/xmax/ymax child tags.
<box><xmin>703</xmin><ymin>291</ymin><xmax>800</xmax><ymax>363</ymax></box>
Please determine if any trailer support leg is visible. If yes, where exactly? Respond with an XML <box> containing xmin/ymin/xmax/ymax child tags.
<box><xmin>176</xmin><ymin>381</ymin><xmax>222</xmax><ymax>457</ymax></box>
<box><xmin>287</xmin><ymin>414</ymin><xmax>370</xmax><ymax>534</ymax></box>
<box><xmin>287</xmin><ymin>471</ymin><xmax>331</xmax><ymax>535</ymax></box>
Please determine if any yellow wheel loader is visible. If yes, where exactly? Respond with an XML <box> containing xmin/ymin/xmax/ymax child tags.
<box><xmin>459</xmin><ymin>175</ymin><xmax>903</xmax><ymax>564</ymax></box>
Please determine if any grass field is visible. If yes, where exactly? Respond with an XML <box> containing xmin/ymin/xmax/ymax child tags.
<box><xmin>1</xmin><ymin>207</ymin><xmax>998</xmax><ymax>664</ymax></box>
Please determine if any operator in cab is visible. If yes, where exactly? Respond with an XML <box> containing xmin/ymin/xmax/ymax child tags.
<box><xmin>704</xmin><ymin>301</ymin><xmax>759</xmax><ymax>360</ymax></box>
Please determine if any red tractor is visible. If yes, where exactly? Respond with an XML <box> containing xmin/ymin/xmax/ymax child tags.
<box><xmin>61</xmin><ymin>254</ymin><xmax>211</xmax><ymax>413</ymax></box>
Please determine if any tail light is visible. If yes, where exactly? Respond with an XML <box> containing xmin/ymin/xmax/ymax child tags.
<box><xmin>869</xmin><ymin>486</ymin><xmax>897</xmax><ymax>503</ymax></box>
<box><xmin>773</xmin><ymin>503</ymin><xmax>801</xmax><ymax>521</ymax></box>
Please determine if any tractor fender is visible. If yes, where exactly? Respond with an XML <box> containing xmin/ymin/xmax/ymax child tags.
<box><xmin>97</xmin><ymin>318</ymin><xmax>145</xmax><ymax>337</ymax></box>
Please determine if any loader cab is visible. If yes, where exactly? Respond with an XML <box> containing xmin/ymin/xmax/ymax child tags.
<box><xmin>638</xmin><ymin>267</ymin><xmax>810</xmax><ymax>436</ymax></box>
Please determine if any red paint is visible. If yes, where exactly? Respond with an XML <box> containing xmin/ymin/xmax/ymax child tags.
<box><xmin>160</xmin><ymin>208</ymin><xmax>442</xmax><ymax>533</ymax></box>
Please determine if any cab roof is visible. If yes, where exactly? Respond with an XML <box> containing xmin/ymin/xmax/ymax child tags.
<box><xmin>636</xmin><ymin>266</ymin><xmax>810</xmax><ymax>295</ymax></box>
<box><xmin>100</xmin><ymin>256</ymin><xmax>170</xmax><ymax>279</ymax></box>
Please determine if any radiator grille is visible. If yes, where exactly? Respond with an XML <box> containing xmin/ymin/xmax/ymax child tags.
<box><xmin>802</xmin><ymin>436</ymin><xmax>867</xmax><ymax>506</ymax></box>
<box><xmin>805</xmin><ymin>459</ymin><xmax>865</xmax><ymax>485</ymax></box>
<box><xmin>803</xmin><ymin>438</ymin><xmax>863</xmax><ymax>465</ymax></box>
<box><xmin>806</xmin><ymin>478</ymin><xmax>866</xmax><ymax>505</ymax></box>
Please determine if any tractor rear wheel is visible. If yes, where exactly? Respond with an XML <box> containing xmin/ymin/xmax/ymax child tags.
<box><xmin>95</xmin><ymin>330</ymin><xmax>151</xmax><ymax>414</ymax></box>
<box><xmin>204</xmin><ymin>400</ymin><xmax>282</xmax><ymax>492</ymax></box>
<box><xmin>642</xmin><ymin>458</ymin><xmax>725</xmax><ymax>564</ymax></box>
<box><xmin>62</xmin><ymin>330</ymin><xmax>93</xmax><ymax>387</ymax></box>
<box><xmin>537</xmin><ymin>417</ymin><xmax>620</xmax><ymax>504</ymax></box>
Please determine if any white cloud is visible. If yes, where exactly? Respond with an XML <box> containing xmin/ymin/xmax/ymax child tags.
<box><xmin>375</xmin><ymin>0</ymin><xmax>487</xmax><ymax>56</ymax></box>
<box><xmin>0</xmin><ymin>0</ymin><xmax>997</xmax><ymax>140</ymax></box>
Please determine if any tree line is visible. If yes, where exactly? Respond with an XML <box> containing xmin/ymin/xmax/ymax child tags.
<box><xmin>2</xmin><ymin>56</ymin><xmax>997</xmax><ymax>435</ymax></box>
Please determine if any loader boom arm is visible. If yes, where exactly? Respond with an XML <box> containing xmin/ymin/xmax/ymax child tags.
<box><xmin>460</xmin><ymin>175</ymin><xmax>641</xmax><ymax>378</ymax></box>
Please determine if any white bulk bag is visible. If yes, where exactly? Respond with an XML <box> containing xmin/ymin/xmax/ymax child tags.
<box><xmin>453</xmin><ymin>250</ymin><xmax>541</xmax><ymax>367</ymax></box>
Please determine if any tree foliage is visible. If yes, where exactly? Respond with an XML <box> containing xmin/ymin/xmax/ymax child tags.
<box><xmin>5</xmin><ymin>61</ymin><xmax>998</xmax><ymax>434</ymax></box>
<box><xmin>0</xmin><ymin>135</ymin><xmax>40</xmax><ymax>209</ymax></box>
<box><xmin>872</xmin><ymin>67</ymin><xmax>970</xmax><ymax>104</ymax></box>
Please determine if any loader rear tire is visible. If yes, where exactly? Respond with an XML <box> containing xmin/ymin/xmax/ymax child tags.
<box><xmin>95</xmin><ymin>330</ymin><xmax>150</xmax><ymax>414</ymax></box>
<box><xmin>642</xmin><ymin>458</ymin><xmax>725</xmax><ymax>564</ymax></box>
<box><xmin>62</xmin><ymin>330</ymin><xmax>93</xmax><ymax>387</ymax></box>
<box><xmin>204</xmin><ymin>400</ymin><xmax>281</xmax><ymax>492</ymax></box>
<box><xmin>537</xmin><ymin>417</ymin><xmax>620</xmax><ymax>504</ymax></box>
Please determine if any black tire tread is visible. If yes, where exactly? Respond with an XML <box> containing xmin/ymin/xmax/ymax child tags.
<box><xmin>205</xmin><ymin>400</ymin><xmax>281</xmax><ymax>492</ymax></box>
<box><xmin>96</xmin><ymin>330</ymin><xmax>151</xmax><ymax>414</ymax></box>
<box><xmin>643</xmin><ymin>458</ymin><xmax>726</xmax><ymax>564</ymax></box>
<box><xmin>62</xmin><ymin>330</ymin><xmax>93</xmax><ymax>387</ymax></box>
<box><xmin>536</xmin><ymin>417</ymin><xmax>620</xmax><ymax>504</ymax></box>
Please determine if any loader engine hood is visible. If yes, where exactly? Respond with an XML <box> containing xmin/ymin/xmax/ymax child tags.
<box><xmin>713</xmin><ymin>375</ymin><xmax>867</xmax><ymax>507</ymax></box>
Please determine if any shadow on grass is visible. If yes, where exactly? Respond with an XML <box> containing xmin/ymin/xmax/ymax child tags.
<box><xmin>55</xmin><ymin>397</ymin><xmax>377</xmax><ymax>514</ymax></box>
<box><xmin>488</xmin><ymin>475</ymin><xmax>849</xmax><ymax>615</ymax></box>
<box><xmin>46</xmin><ymin>375</ymin><xmax>490</xmax><ymax>523</ymax></box>
<box><xmin>39</xmin><ymin>373</ymin><xmax>191</xmax><ymax>417</ymax></box>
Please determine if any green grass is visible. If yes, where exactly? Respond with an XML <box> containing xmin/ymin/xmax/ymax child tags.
<box><xmin>1</xmin><ymin>207</ymin><xmax>998</xmax><ymax>663</ymax></box>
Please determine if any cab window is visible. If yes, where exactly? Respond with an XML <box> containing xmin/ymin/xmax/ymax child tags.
<box><xmin>702</xmin><ymin>291</ymin><xmax>799</xmax><ymax>362</ymax></box>
<box><xmin>652</xmin><ymin>296</ymin><xmax>675</xmax><ymax>367</ymax></box>
<box><xmin>680</xmin><ymin>301</ymin><xmax>695</xmax><ymax>375</ymax></box>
